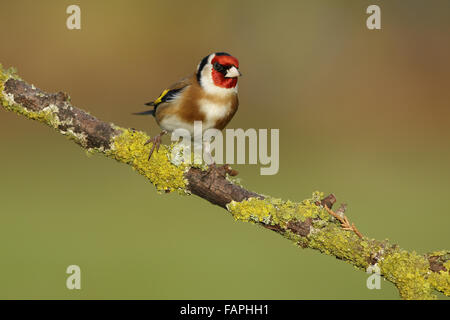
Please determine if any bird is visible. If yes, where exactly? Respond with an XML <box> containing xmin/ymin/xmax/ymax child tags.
<box><xmin>134</xmin><ymin>52</ymin><xmax>242</xmax><ymax>162</ymax></box>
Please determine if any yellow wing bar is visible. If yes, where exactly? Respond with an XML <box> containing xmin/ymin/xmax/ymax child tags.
<box><xmin>153</xmin><ymin>89</ymin><xmax>170</xmax><ymax>106</ymax></box>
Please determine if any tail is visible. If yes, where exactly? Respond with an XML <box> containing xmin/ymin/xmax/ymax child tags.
<box><xmin>132</xmin><ymin>102</ymin><xmax>156</xmax><ymax>116</ymax></box>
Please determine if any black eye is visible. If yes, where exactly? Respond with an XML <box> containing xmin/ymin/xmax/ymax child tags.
<box><xmin>213</xmin><ymin>62</ymin><xmax>225</xmax><ymax>73</ymax></box>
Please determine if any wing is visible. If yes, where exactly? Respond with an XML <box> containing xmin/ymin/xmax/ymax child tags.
<box><xmin>134</xmin><ymin>77</ymin><xmax>192</xmax><ymax>117</ymax></box>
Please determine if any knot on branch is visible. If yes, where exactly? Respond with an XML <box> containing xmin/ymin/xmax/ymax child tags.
<box><xmin>428</xmin><ymin>252</ymin><xmax>450</xmax><ymax>273</ymax></box>
<box><xmin>287</xmin><ymin>218</ymin><xmax>312</xmax><ymax>237</ymax></box>
<box><xmin>185</xmin><ymin>167</ymin><xmax>262</xmax><ymax>208</ymax></box>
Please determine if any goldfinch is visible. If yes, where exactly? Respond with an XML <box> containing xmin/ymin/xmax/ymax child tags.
<box><xmin>135</xmin><ymin>52</ymin><xmax>242</xmax><ymax>160</ymax></box>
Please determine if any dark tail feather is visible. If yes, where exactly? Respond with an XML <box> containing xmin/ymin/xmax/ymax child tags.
<box><xmin>132</xmin><ymin>101</ymin><xmax>157</xmax><ymax>116</ymax></box>
<box><xmin>132</xmin><ymin>109</ymin><xmax>155</xmax><ymax>116</ymax></box>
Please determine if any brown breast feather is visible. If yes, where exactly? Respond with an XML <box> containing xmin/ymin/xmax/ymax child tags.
<box><xmin>155</xmin><ymin>74</ymin><xmax>239</xmax><ymax>130</ymax></box>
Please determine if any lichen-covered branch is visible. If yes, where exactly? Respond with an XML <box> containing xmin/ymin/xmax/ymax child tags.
<box><xmin>1</xmin><ymin>65</ymin><xmax>449</xmax><ymax>300</ymax></box>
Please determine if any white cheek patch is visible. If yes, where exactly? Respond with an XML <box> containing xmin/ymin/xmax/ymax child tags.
<box><xmin>200</xmin><ymin>55</ymin><xmax>238</xmax><ymax>96</ymax></box>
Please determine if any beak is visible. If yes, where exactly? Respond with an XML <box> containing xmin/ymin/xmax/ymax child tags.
<box><xmin>224</xmin><ymin>66</ymin><xmax>242</xmax><ymax>78</ymax></box>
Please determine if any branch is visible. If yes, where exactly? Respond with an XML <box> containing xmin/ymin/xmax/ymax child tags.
<box><xmin>1</xmin><ymin>65</ymin><xmax>449</xmax><ymax>300</ymax></box>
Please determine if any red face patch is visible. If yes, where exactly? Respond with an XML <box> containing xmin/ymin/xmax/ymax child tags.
<box><xmin>211</xmin><ymin>54</ymin><xmax>239</xmax><ymax>88</ymax></box>
<box><xmin>211</xmin><ymin>55</ymin><xmax>239</xmax><ymax>69</ymax></box>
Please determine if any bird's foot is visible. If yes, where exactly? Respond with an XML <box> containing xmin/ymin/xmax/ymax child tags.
<box><xmin>144</xmin><ymin>131</ymin><xmax>167</xmax><ymax>160</ymax></box>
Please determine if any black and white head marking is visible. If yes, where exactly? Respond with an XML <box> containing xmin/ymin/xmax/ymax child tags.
<box><xmin>196</xmin><ymin>53</ymin><xmax>238</xmax><ymax>95</ymax></box>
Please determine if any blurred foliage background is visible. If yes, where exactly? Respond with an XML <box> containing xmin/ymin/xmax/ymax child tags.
<box><xmin>1</xmin><ymin>0</ymin><xmax>450</xmax><ymax>299</ymax></box>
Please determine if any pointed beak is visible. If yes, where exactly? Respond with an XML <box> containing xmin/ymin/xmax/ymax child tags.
<box><xmin>224</xmin><ymin>66</ymin><xmax>242</xmax><ymax>78</ymax></box>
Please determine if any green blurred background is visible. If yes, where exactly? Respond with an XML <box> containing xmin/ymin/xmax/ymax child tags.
<box><xmin>1</xmin><ymin>0</ymin><xmax>450</xmax><ymax>299</ymax></box>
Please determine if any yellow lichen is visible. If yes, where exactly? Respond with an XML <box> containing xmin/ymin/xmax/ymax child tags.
<box><xmin>379</xmin><ymin>250</ymin><xmax>435</xmax><ymax>299</ymax></box>
<box><xmin>0</xmin><ymin>64</ymin><xmax>10</xmax><ymax>105</ymax></box>
<box><xmin>308</xmin><ymin>223</ymin><xmax>375</xmax><ymax>268</ymax></box>
<box><xmin>425</xmin><ymin>251</ymin><xmax>450</xmax><ymax>297</ymax></box>
<box><xmin>428</xmin><ymin>270</ymin><xmax>450</xmax><ymax>297</ymax></box>
<box><xmin>444</xmin><ymin>260</ymin><xmax>450</xmax><ymax>270</ymax></box>
<box><xmin>107</xmin><ymin>128</ymin><xmax>188</xmax><ymax>193</ymax></box>
<box><xmin>227</xmin><ymin>197</ymin><xmax>276</xmax><ymax>224</ymax></box>
<box><xmin>429</xmin><ymin>250</ymin><xmax>448</xmax><ymax>257</ymax></box>
<box><xmin>226</xmin><ymin>192</ymin><xmax>329</xmax><ymax>228</ymax></box>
